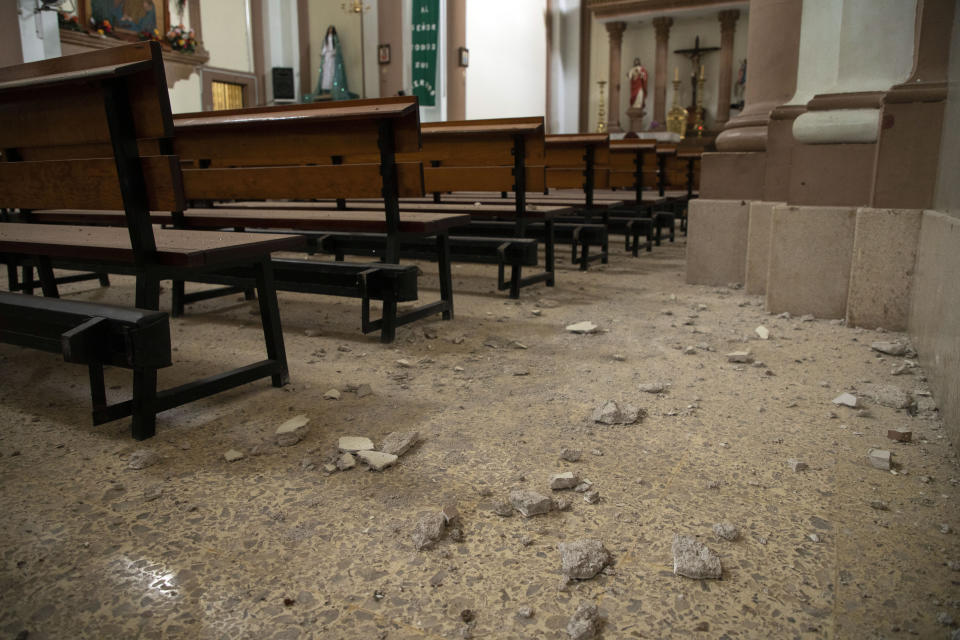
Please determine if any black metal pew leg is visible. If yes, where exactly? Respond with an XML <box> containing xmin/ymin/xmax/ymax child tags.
<box><xmin>436</xmin><ymin>233</ymin><xmax>454</xmax><ymax>320</ymax></box>
<box><xmin>130</xmin><ymin>367</ymin><xmax>158</xmax><ymax>441</ymax></box>
<box><xmin>253</xmin><ymin>259</ymin><xmax>289</xmax><ymax>387</ymax></box>
<box><xmin>171</xmin><ymin>281</ymin><xmax>185</xmax><ymax>317</ymax></box>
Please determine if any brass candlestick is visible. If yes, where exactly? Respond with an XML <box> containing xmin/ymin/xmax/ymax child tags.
<box><xmin>666</xmin><ymin>78</ymin><xmax>687</xmax><ymax>138</ymax></box>
<box><xmin>596</xmin><ymin>81</ymin><xmax>607</xmax><ymax>133</ymax></box>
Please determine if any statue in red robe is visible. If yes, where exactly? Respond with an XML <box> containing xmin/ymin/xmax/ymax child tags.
<box><xmin>627</xmin><ymin>58</ymin><xmax>648</xmax><ymax>110</ymax></box>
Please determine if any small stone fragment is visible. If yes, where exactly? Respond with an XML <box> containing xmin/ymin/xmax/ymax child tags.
<box><xmin>396</xmin><ymin>359</ymin><xmax>413</xmax><ymax>368</ymax></box>
<box><xmin>517</xmin><ymin>606</ymin><xmax>534</xmax><ymax>619</ymax></box>
<box><xmin>808</xmin><ymin>533</ymin><xmax>822</xmax><ymax>543</ymax></box>
<box><xmin>336</xmin><ymin>453</ymin><xmax>355</xmax><ymax>471</ymax></box>
<box><xmin>355</xmin><ymin>384</ymin><xmax>373</xmax><ymax>398</ymax></box>
<box><xmin>887</xmin><ymin>428</ymin><xmax>912</xmax><ymax>443</ymax></box>
<box><xmin>940</xmin><ymin>524</ymin><xmax>952</xmax><ymax>534</ymax></box>
<box><xmin>492</xmin><ymin>500</ymin><xmax>514</xmax><ymax>517</ymax></box>
<box><xmin>583</xmin><ymin>490</ymin><xmax>600</xmax><ymax>504</ymax></box>
<box><xmin>554</xmin><ymin>496</ymin><xmax>573</xmax><ymax>511</ymax></box>
<box><xmin>339</xmin><ymin>436</ymin><xmax>375</xmax><ymax>453</ymax></box>
<box><xmin>441</xmin><ymin>502</ymin><xmax>460</xmax><ymax>525</ymax></box>
<box><xmin>592</xmin><ymin>400</ymin><xmax>644</xmax><ymax>425</ymax></box>
<box><xmin>275</xmin><ymin>414</ymin><xmax>310</xmax><ymax>447</ymax></box>
<box><xmin>412</xmin><ymin>512</ymin><xmax>446</xmax><ymax>550</ymax></box>
<box><xmin>509</xmin><ymin>489</ymin><xmax>553</xmax><ymax>517</ymax></box>
<box><xmin>871</xmin><ymin>341</ymin><xmax>908</xmax><ymax>356</ymax></box>
<box><xmin>566</xmin><ymin>321</ymin><xmax>598</xmax><ymax>334</ymax></box>
<box><xmin>356</xmin><ymin>450</ymin><xmax>398</xmax><ymax>471</ymax></box>
<box><xmin>672</xmin><ymin>534</ymin><xmax>722</xmax><ymax>580</ymax></box>
<box><xmin>223</xmin><ymin>449</ymin><xmax>245</xmax><ymax>463</ymax></box>
<box><xmin>726</xmin><ymin>350</ymin><xmax>754</xmax><ymax>364</ymax></box>
<box><xmin>560</xmin><ymin>448</ymin><xmax>582</xmax><ymax>462</ymax></box>
<box><xmin>550</xmin><ymin>472</ymin><xmax>580</xmax><ymax>490</ymax></box>
<box><xmin>574</xmin><ymin>480</ymin><xmax>593</xmax><ymax>493</ymax></box>
<box><xmin>322</xmin><ymin>463</ymin><xmax>337</xmax><ymax>473</ymax></box>
<box><xmin>379</xmin><ymin>431</ymin><xmax>419</xmax><ymax>457</ymax></box>
<box><xmin>613</xmin><ymin>354</ymin><xmax>626</xmax><ymax>361</ymax></box>
<box><xmin>713</xmin><ymin>522</ymin><xmax>739</xmax><ymax>542</ymax></box>
<box><xmin>868</xmin><ymin>448</ymin><xmax>892</xmax><ymax>470</ymax></box>
<box><xmin>683</xmin><ymin>346</ymin><xmax>697</xmax><ymax>355</ymax></box>
<box><xmin>566</xmin><ymin>601</ymin><xmax>601</xmax><ymax>640</ymax></box>
<box><xmin>832</xmin><ymin>393</ymin><xmax>860</xmax><ymax>408</ymax></box>
<box><xmin>127</xmin><ymin>449</ymin><xmax>161</xmax><ymax>470</ymax></box>
<box><xmin>755</xmin><ymin>326</ymin><xmax>770</xmax><ymax>340</ymax></box>
<box><xmin>638</xmin><ymin>382</ymin><xmax>666</xmax><ymax>393</ymax></box>
<box><xmin>788</xmin><ymin>458</ymin><xmax>808</xmax><ymax>472</ymax></box>
<box><xmin>869</xmin><ymin>500</ymin><xmax>889</xmax><ymax>510</ymax></box>
<box><xmin>323</xmin><ymin>388</ymin><xmax>341</xmax><ymax>400</ymax></box>
<box><xmin>859</xmin><ymin>383</ymin><xmax>914</xmax><ymax>410</ymax></box>
<box><xmin>800</xmin><ymin>314</ymin><xmax>815</xmax><ymax>322</ymax></box>
<box><xmin>558</xmin><ymin>539</ymin><xmax>611</xmax><ymax>579</ymax></box>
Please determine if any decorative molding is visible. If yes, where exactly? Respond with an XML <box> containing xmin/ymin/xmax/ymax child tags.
<box><xmin>59</xmin><ymin>29</ymin><xmax>209</xmax><ymax>88</ymax></box>
<box><xmin>718</xmin><ymin>9</ymin><xmax>739</xmax><ymax>34</ymax></box>
<box><xmin>652</xmin><ymin>16</ymin><xmax>672</xmax><ymax>40</ymax></box>
<box><xmin>589</xmin><ymin>0</ymin><xmax>745</xmax><ymax>21</ymax></box>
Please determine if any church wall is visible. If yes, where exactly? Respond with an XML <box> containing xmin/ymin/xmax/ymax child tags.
<box><xmin>587</xmin><ymin>14</ymin><xmax>607</xmax><ymax>133</ymax></box>
<box><xmin>465</xmin><ymin>0</ymin><xmax>546</xmax><ymax>120</ymax></box>
<box><xmin>910</xmin><ymin>10</ymin><xmax>960</xmax><ymax>446</ymax></box>
<box><xmin>203</xmin><ymin>0</ymin><xmax>253</xmax><ymax>73</ymax></box>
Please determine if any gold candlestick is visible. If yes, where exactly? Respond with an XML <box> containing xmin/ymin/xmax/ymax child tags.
<box><xmin>666</xmin><ymin>78</ymin><xmax>687</xmax><ymax>138</ymax></box>
<box><xmin>596</xmin><ymin>81</ymin><xmax>607</xmax><ymax>133</ymax></box>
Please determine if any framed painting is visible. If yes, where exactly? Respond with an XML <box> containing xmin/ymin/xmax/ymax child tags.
<box><xmin>85</xmin><ymin>0</ymin><xmax>170</xmax><ymax>37</ymax></box>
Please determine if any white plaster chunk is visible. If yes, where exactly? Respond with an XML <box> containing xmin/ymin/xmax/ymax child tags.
<box><xmin>338</xmin><ymin>436</ymin><xmax>375</xmax><ymax>453</ymax></box>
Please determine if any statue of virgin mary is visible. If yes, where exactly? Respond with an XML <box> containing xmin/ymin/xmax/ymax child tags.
<box><xmin>306</xmin><ymin>26</ymin><xmax>352</xmax><ymax>101</ymax></box>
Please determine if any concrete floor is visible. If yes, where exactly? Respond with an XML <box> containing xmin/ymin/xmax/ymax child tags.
<box><xmin>0</xmin><ymin>234</ymin><xmax>957</xmax><ymax>639</ymax></box>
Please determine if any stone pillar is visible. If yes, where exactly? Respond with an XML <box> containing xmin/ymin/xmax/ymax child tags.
<box><xmin>605</xmin><ymin>21</ymin><xmax>626</xmax><ymax>133</ymax></box>
<box><xmin>715</xmin><ymin>0</ymin><xmax>802</xmax><ymax>153</ymax></box>
<box><xmin>652</xmin><ymin>17</ymin><xmax>673</xmax><ymax>128</ymax></box>
<box><xmin>714</xmin><ymin>10</ymin><xmax>739</xmax><ymax>128</ymax></box>
<box><xmin>446</xmin><ymin>0</ymin><xmax>467</xmax><ymax>120</ymax></box>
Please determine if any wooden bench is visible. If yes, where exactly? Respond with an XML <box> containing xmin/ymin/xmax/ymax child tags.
<box><xmin>0</xmin><ymin>42</ymin><xmax>303</xmax><ymax>439</ymax></box>
<box><xmin>29</xmin><ymin>98</ymin><xmax>465</xmax><ymax>342</ymax></box>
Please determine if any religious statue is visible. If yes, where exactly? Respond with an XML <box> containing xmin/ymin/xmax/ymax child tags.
<box><xmin>307</xmin><ymin>26</ymin><xmax>352</xmax><ymax>101</ymax></box>
<box><xmin>627</xmin><ymin>58</ymin><xmax>648</xmax><ymax>111</ymax></box>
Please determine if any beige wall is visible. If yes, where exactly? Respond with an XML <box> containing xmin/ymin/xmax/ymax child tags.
<box><xmin>308</xmin><ymin>1</ymin><xmax>378</xmax><ymax>98</ymax></box>
<box><xmin>203</xmin><ymin>0</ymin><xmax>253</xmax><ymax>73</ymax></box>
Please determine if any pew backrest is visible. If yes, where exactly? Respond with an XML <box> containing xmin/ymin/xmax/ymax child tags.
<box><xmin>608</xmin><ymin>139</ymin><xmax>657</xmax><ymax>191</ymax></box>
<box><xmin>544</xmin><ymin>133</ymin><xmax>610</xmax><ymax>192</ymax></box>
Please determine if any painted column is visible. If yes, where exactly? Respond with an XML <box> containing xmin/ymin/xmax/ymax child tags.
<box><xmin>714</xmin><ymin>10</ymin><xmax>739</xmax><ymax>128</ymax></box>
<box><xmin>605</xmin><ymin>21</ymin><xmax>626</xmax><ymax>133</ymax></box>
<box><xmin>446</xmin><ymin>0</ymin><xmax>467</xmax><ymax>120</ymax></box>
<box><xmin>715</xmin><ymin>0</ymin><xmax>802</xmax><ymax>152</ymax></box>
<box><xmin>652</xmin><ymin>16</ymin><xmax>672</xmax><ymax>128</ymax></box>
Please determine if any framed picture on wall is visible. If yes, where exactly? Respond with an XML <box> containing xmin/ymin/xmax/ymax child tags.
<box><xmin>458</xmin><ymin>47</ymin><xmax>469</xmax><ymax>68</ymax></box>
<box><xmin>378</xmin><ymin>44</ymin><xmax>391</xmax><ymax>64</ymax></box>
<box><xmin>85</xmin><ymin>0</ymin><xmax>169</xmax><ymax>37</ymax></box>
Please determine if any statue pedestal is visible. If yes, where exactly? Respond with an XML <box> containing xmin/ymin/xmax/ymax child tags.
<box><xmin>626</xmin><ymin>106</ymin><xmax>646</xmax><ymax>134</ymax></box>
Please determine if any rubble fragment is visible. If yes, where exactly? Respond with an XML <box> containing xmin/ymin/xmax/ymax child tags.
<box><xmin>356</xmin><ymin>450</ymin><xmax>398</xmax><ymax>471</ymax></box>
<box><xmin>275</xmin><ymin>415</ymin><xmax>309</xmax><ymax>447</ymax></box>
<box><xmin>565</xmin><ymin>321</ymin><xmax>598</xmax><ymax>334</ymax></box>
<box><xmin>492</xmin><ymin>500</ymin><xmax>514</xmax><ymax>517</ymax></box>
<box><xmin>868</xmin><ymin>448</ymin><xmax>892</xmax><ymax>470</ymax></box>
<box><xmin>583</xmin><ymin>490</ymin><xmax>600</xmax><ymax>504</ymax></box>
<box><xmin>592</xmin><ymin>400</ymin><xmax>644</xmax><ymax>425</ymax></box>
<box><xmin>859</xmin><ymin>383</ymin><xmax>914</xmax><ymax>410</ymax></box>
<box><xmin>566</xmin><ymin>601</ymin><xmax>601</xmax><ymax>640</ymax></box>
<box><xmin>638</xmin><ymin>382</ymin><xmax>666</xmax><ymax>393</ymax></box>
<box><xmin>223</xmin><ymin>449</ymin><xmax>244</xmax><ymax>463</ymax></box>
<box><xmin>713</xmin><ymin>522</ymin><xmax>740</xmax><ymax>542</ymax></box>
<box><xmin>755</xmin><ymin>326</ymin><xmax>770</xmax><ymax>340</ymax></box>
<box><xmin>338</xmin><ymin>436</ymin><xmax>375</xmax><ymax>453</ymax></box>
<box><xmin>560</xmin><ymin>448</ymin><xmax>582</xmax><ymax>462</ymax></box>
<box><xmin>323</xmin><ymin>389</ymin><xmax>341</xmax><ymax>400</ymax></box>
<box><xmin>336</xmin><ymin>453</ymin><xmax>355</xmax><ymax>471</ymax></box>
<box><xmin>672</xmin><ymin>535</ymin><xmax>722</xmax><ymax>579</ymax></box>
<box><xmin>887</xmin><ymin>428</ymin><xmax>912</xmax><ymax>443</ymax></box>
<box><xmin>558</xmin><ymin>539</ymin><xmax>611</xmax><ymax>579</ymax></box>
<box><xmin>509</xmin><ymin>489</ymin><xmax>552</xmax><ymax>517</ymax></box>
<box><xmin>871</xmin><ymin>341</ymin><xmax>908</xmax><ymax>356</ymax></box>
<box><xmin>379</xmin><ymin>431</ymin><xmax>419</xmax><ymax>457</ymax></box>
<box><xmin>550</xmin><ymin>472</ymin><xmax>580</xmax><ymax>490</ymax></box>
<box><xmin>726</xmin><ymin>351</ymin><xmax>754</xmax><ymax>363</ymax></box>
<box><xmin>128</xmin><ymin>449</ymin><xmax>161</xmax><ymax>470</ymax></box>
<box><xmin>788</xmin><ymin>459</ymin><xmax>808</xmax><ymax>472</ymax></box>
<box><xmin>412</xmin><ymin>512</ymin><xmax>446</xmax><ymax>550</ymax></box>
<box><xmin>832</xmin><ymin>393</ymin><xmax>860</xmax><ymax>408</ymax></box>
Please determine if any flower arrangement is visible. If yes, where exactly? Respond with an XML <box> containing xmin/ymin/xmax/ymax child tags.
<box><xmin>91</xmin><ymin>18</ymin><xmax>114</xmax><ymax>37</ymax></box>
<box><xmin>165</xmin><ymin>24</ymin><xmax>197</xmax><ymax>53</ymax></box>
<box><xmin>57</xmin><ymin>11</ymin><xmax>83</xmax><ymax>31</ymax></box>
<box><xmin>138</xmin><ymin>28</ymin><xmax>163</xmax><ymax>43</ymax></box>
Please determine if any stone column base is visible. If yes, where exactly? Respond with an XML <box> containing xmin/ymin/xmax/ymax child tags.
<box><xmin>766</xmin><ymin>205</ymin><xmax>857</xmax><ymax>318</ymax></box>
<box><xmin>909</xmin><ymin>210</ymin><xmax>960</xmax><ymax>448</ymax></box>
<box><xmin>744</xmin><ymin>201</ymin><xmax>783</xmax><ymax>295</ymax></box>
<box><xmin>699</xmin><ymin>152</ymin><xmax>766</xmax><ymax>200</ymax></box>
<box><xmin>685</xmin><ymin>199</ymin><xmax>750</xmax><ymax>286</ymax></box>
<box><xmin>788</xmin><ymin>143</ymin><xmax>875</xmax><ymax>206</ymax></box>
<box><xmin>847</xmin><ymin>208</ymin><xmax>923</xmax><ymax>330</ymax></box>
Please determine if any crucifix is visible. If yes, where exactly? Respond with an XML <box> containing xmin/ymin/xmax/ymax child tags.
<box><xmin>674</xmin><ymin>36</ymin><xmax>720</xmax><ymax>113</ymax></box>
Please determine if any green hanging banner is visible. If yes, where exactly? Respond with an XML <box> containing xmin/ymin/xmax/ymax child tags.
<box><xmin>411</xmin><ymin>0</ymin><xmax>439</xmax><ymax>106</ymax></box>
